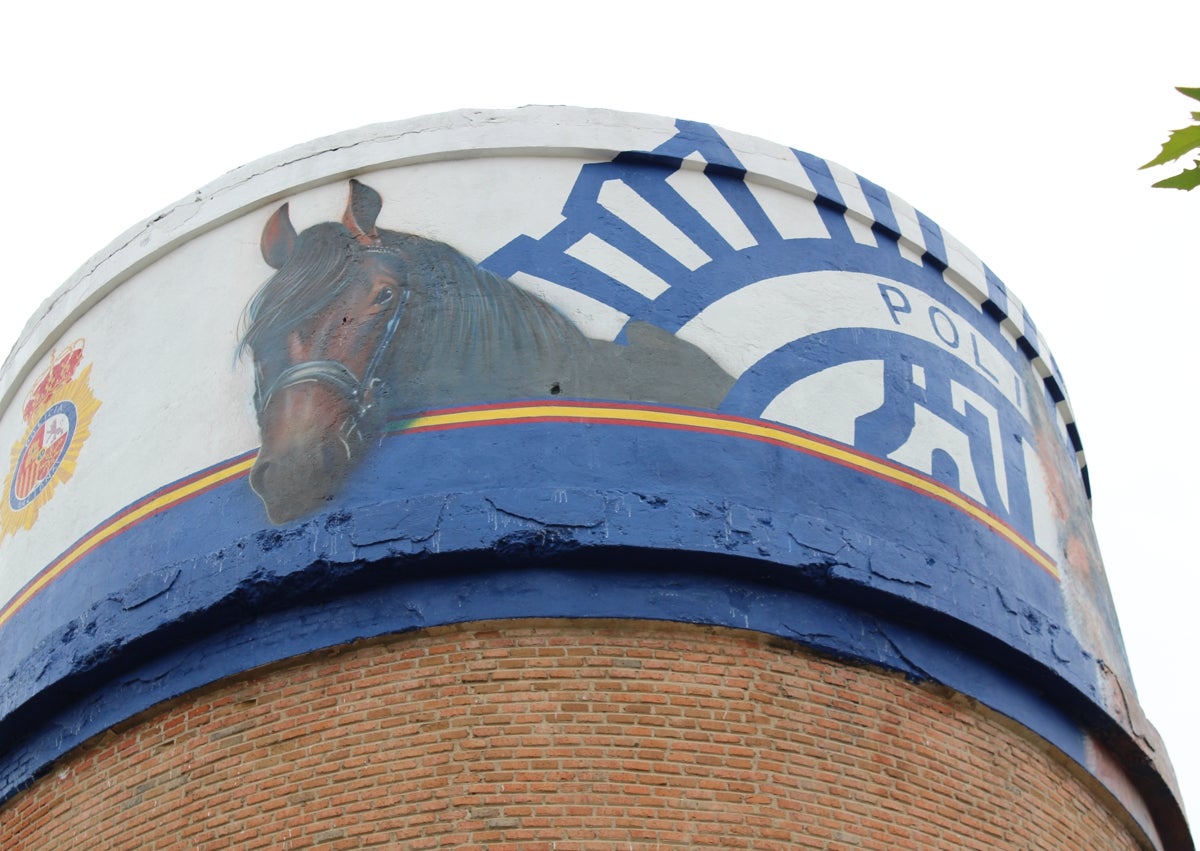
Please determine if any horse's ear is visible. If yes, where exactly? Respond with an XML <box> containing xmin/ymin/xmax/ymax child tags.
<box><xmin>343</xmin><ymin>179</ymin><xmax>382</xmax><ymax>244</ymax></box>
<box><xmin>261</xmin><ymin>203</ymin><xmax>296</xmax><ymax>269</ymax></box>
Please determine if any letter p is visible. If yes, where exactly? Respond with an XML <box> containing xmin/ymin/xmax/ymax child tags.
<box><xmin>878</xmin><ymin>283</ymin><xmax>911</xmax><ymax>326</ymax></box>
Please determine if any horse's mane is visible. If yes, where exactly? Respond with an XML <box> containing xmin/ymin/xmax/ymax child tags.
<box><xmin>239</xmin><ymin>222</ymin><xmax>587</xmax><ymax>394</ymax></box>
<box><xmin>391</xmin><ymin>236</ymin><xmax>581</xmax><ymax>365</ymax></box>
<box><xmin>240</xmin><ymin>221</ymin><xmax>358</xmax><ymax>358</ymax></box>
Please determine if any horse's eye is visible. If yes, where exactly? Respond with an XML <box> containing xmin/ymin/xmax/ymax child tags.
<box><xmin>374</xmin><ymin>287</ymin><xmax>395</xmax><ymax>306</ymax></box>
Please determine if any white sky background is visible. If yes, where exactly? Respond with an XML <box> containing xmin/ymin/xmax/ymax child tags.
<box><xmin>1</xmin><ymin>0</ymin><xmax>1196</xmax><ymax>829</ymax></box>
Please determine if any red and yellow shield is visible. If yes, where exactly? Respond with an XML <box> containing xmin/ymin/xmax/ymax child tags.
<box><xmin>1</xmin><ymin>340</ymin><xmax>100</xmax><ymax>540</ymax></box>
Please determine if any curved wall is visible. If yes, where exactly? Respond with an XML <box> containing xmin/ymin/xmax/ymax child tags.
<box><xmin>0</xmin><ymin>107</ymin><xmax>1189</xmax><ymax>847</ymax></box>
<box><xmin>1</xmin><ymin>620</ymin><xmax>1152</xmax><ymax>850</ymax></box>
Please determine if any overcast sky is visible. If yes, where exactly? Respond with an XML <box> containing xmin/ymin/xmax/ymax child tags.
<box><xmin>1</xmin><ymin>0</ymin><xmax>1196</xmax><ymax>828</ymax></box>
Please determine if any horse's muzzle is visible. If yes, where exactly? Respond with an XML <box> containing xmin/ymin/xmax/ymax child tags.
<box><xmin>249</xmin><ymin>434</ymin><xmax>357</xmax><ymax>524</ymax></box>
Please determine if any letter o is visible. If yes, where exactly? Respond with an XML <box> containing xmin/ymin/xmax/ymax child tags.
<box><xmin>929</xmin><ymin>306</ymin><xmax>960</xmax><ymax>349</ymax></box>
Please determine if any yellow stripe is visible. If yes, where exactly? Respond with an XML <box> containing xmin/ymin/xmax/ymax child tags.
<box><xmin>0</xmin><ymin>456</ymin><xmax>257</xmax><ymax>629</ymax></box>
<box><xmin>3</xmin><ymin>403</ymin><xmax>1056</xmax><ymax>630</ymax></box>
<box><xmin>404</xmin><ymin>404</ymin><xmax>1058</xmax><ymax>578</ymax></box>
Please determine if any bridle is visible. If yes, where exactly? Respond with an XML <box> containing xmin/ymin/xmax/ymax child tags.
<box><xmin>255</xmin><ymin>271</ymin><xmax>411</xmax><ymax>439</ymax></box>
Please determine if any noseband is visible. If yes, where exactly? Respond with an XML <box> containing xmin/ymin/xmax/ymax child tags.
<box><xmin>255</xmin><ymin>277</ymin><xmax>411</xmax><ymax>432</ymax></box>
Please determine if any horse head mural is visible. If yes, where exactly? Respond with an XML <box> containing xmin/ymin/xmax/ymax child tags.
<box><xmin>241</xmin><ymin>179</ymin><xmax>734</xmax><ymax>524</ymax></box>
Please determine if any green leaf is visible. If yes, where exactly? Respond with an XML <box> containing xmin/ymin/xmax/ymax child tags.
<box><xmin>1178</xmin><ymin>86</ymin><xmax>1200</xmax><ymax>102</ymax></box>
<box><xmin>1140</xmin><ymin>123</ymin><xmax>1200</xmax><ymax>169</ymax></box>
<box><xmin>1151</xmin><ymin>160</ymin><xmax>1200</xmax><ymax>190</ymax></box>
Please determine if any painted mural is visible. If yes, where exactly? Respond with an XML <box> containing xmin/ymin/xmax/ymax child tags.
<box><xmin>243</xmin><ymin>180</ymin><xmax>732</xmax><ymax>523</ymax></box>
<box><xmin>235</xmin><ymin>130</ymin><xmax>1069</xmax><ymax>585</ymax></box>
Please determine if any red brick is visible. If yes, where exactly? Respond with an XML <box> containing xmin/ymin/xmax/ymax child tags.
<box><xmin>1</xmin><ymin>619</ymin><xmax>1148</xmax><ymax>850</ymax></box>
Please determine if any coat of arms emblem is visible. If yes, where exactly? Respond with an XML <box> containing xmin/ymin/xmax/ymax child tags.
<box><xmin>1</xmin><ymin>340</ymin><xmax>100</xmax><ymax>539</ymax></box>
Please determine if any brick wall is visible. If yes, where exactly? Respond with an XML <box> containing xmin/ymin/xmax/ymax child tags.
<box><xmin>1</xmin><ymin>619</ymin><xmax>1149</xmax><ymax>850</ymax></box>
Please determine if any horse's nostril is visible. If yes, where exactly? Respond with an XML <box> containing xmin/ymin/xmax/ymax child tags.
<box><xmin>249</xmin><ymin>460</ymin><xmax>271</xmax><ymax>494</ymax></box>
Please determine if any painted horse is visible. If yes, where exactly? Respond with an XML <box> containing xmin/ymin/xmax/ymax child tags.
<box><xmin>241</xmin><ymin>179</ymin><xmax>733</xmax><ymax>523</ymax></box>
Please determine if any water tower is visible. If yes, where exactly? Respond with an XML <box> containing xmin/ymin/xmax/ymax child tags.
<box><xmin>0</xmin><ymin>107</ymin><xmax>1189</xmax><ymax>849</ymax></box>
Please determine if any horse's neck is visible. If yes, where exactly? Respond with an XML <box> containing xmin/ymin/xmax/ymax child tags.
<box><xmin>387</xmin><ymin>261</ymin><xmax>589</xmax><ymax>412</ymax></box>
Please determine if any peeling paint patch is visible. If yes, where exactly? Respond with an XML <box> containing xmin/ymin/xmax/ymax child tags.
<box><xmin>119</xmin><ymin>568</ymin><xmax>180</xmax><ymax>611</ymax></box>
<box><xmin>350</xmin><ymin>498</ymin><xmax>446</xmax><ymax>547</ymax></box>
<box><xmin>486</xmin><ymin>490</ymin><xmax>606</xmax><ymax>528</ymax></box>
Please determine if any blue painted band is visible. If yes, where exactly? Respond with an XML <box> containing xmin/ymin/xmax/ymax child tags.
<box><xmin>0</xmin><ymin>551</ymin><xmax>1086</xmax><ymax>805</ymax></box>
